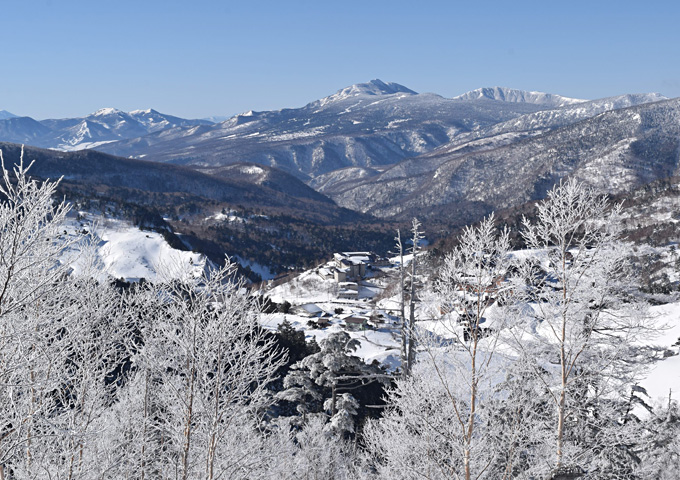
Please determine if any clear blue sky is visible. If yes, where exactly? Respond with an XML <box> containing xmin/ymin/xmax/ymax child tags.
<box><xmin>2</xmin><ymin>0</ymin><xmax>679</xmax><ymax>119</ymax></box>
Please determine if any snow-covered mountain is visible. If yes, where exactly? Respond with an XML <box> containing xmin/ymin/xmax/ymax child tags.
<box><xmin>311</xmin><ymin>92</ymin><xmax>668</xmax><ymax>206</ymax></box>
<box><xmin>452</xmin><ymin>86</ymin><xmax>587</xmax><ymax>107</ymax></box>
<box><xmin>321</xmin><ymin>97</ymin><xmax>680</xmax><ymax>221</ymax></box>
<box><xmin>0</xmin><ymin>116</ymin><xmax>53</xmax><ymax>145</ymax></box>
<box><xmin>0</xmin><ymin>109</ymin><xmax>213</xmax><ymax>151</ymax></box>
<box><xmin>0</xmin><ymin>110</ymin><xmax>18</xmax><ymax>120</ymax></box>
<box><xmin>38</xmin><ymin>108</ymin><xmax>213</xmax><ymax>150</ymax></box>
<box><xmin>2</xmin><ymin>81</ymin><xmax>675</xmax><ymax>233</ymax></box>
<box><xmin>441</xmin><ymin>92</ymin><xmax>668</xmax><ymax>155</ymax></box>
<box><xmin>96</xmin><ymin>80</ymin><xmax>550</xmax><ymax>179</ymax></box>
<box><xmin>91</xmin><ymin>82</ymin><xmax>667</xmax><ymax>187</ymax></box>
<box><xmin>312</xmin><ymin>78</ymin><xmax>418</xmax><ymax>106</ymax></box>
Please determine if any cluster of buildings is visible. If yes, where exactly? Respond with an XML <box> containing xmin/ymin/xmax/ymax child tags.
<box><xmin>276</xmin><ymin>251</ymin><xmax>395</xmax><ymax>330</ymax></box>
<box><xmin>316</xmin><ymin>251</ymin><xmax>390</xmax><ymax>300</ymax></box>
<box><xmin>290</xmin><ymin>302</ymin><xmax>388</xmax><ymax>331</ymax></box>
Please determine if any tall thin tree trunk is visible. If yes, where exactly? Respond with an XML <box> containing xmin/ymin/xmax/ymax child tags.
<box><xmin>556</xmin><ymin>249</ymin><xmax>568</xmax><ymax>469</ymax></box>
<box><xmin>396</xmin><ymin>230</ymin><xmax>408</xmax><ymax>377</ymax></box>
<box><xmin>407</xmin><ymin>245</ymin><xmax>417</xmax><ymax>372</ymax></box>
<box><xmin>140</xmin><ymin>370</ymin><xmax>150</xmax><ymax>480</ymax></box>
<box><xmin>182</xmin><ymin>325</ymin><xmax>198</xmax><ymax>480</ymax></box>
<box><xmin>331</xmin><ymin>381</ymin><xmax>337</xmax><ymax>416</ymax></box>
<box><xmin>206</xmin><ymin>345</ymin><xmax>223</xmax><ymax>480</ymax></box>
<box><xmin>406</xmin><ymin>218</ymin><xmax>423</xmax><ymax>374</ymax></box>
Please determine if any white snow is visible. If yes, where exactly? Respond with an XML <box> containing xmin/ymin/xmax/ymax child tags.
<box><xmin>57</xmin><ymin>140</ymin><xmax>117</xmax><ymax>152</ymax></box>
<box><xmin>92</xmin><ymin>107</ymin><xmax>121</xmax><ymax>116</ymax></box>
<box><xmin>240</xmin><ymin>165</ymin><xmax>265</xmax><ymax>175</ymax></box>
<box><xmin>65</xmin><ymin>213</ymin><xmax>205</xmax><ymax>282</ymax></box>
<box><xmin>235</xmin><ymin>255</ymin><xmax>275</xmax><ymax>280</ymax></box>
<box><xmin>638</xmin><ymin>303</ymin><xmax>680</xmax><ymax>409</ymax></box>
<box><xmin>261</xmin><ymin>311</ymin><xmax>401</xmax><ymax>370</ymax></box>
<box><xmin>208</xmin><ymin>211</ymin><xmax>245</xmax><ymax>223</ymax></box>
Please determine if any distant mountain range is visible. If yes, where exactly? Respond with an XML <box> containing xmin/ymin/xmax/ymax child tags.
<box><xmin>1</xmin><ymin>80</ymin><xmax>675</xmax><ymax>228</ymax></box>
<box><xmin>0</xmin><ymin>108</ymin><xmax>212</xmax><ymax>151</ymax></box>
<box><xmin>0</xmin><ymin>110</ymin><xmax>17</xmax><ymax>120</ymax></box>
<box><xmin>94</xmin><ymin>81</ymin><xmax>554</xmax><ymax>179</ymax></box>
<box><xmin>315</xmin><ymin>92</ymin><xmax>674</xmax><ymax>221</ymax></box>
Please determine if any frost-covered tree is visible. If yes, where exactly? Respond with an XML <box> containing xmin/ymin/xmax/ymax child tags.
<box><xmin>130</xmin><ymin>261</ymin><xmax>285</xmax><ymax>480</ymax></box>
<box><xmin>0</xmin><ymin>148</ymin><xmax>83</xmax><ymax>479</ymax></box>
<box><xmin>405</xmin><ymin>218</ymin><xmax>425</xmax><ymax>375</ymax></box>
<box><xmin>364</xmin><ymin>214</ymin><xmax>517</xmax><ymax>480</ymax></box>
<box><xmin>394</xmin><ymin>229</ymin><xmax>407</xmax><ymax>375</ymax></box>
<box><xmin>0</xmin><ymin>147</ymin><xmax>77</xmax><ymax>319</ymax></box>
<box><xmin>257</xmin><ymin>416</ymin><xmax>360</xmax><ymax>480</ymax></box>
<box><xmin>278</xmin><ymin>331</ymin><xmax>386</xmax><ymax>437</ymax></box>
<box><xmin>636</xmin><ymin>395</ymin><xmax>680</xmax><ymax>479</ymax></box>
<box><xmin>17</xmin><ymin>278</ymin><xmax>130</xmax><ymax>480</ymax></box>
<box><xmin>512</xmin><ymin>179</ymin><xmax>653</xmax><ymax>477</ymax></box>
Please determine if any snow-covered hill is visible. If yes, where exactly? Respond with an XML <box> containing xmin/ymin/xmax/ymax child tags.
<box><xmin>66</xmin><ymin>212</ymin><xmax>205</xmax><ymax>282</ymax></box>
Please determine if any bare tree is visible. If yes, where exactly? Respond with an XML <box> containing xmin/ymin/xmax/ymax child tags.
<box><xmin>513</xmin><ymin>179</ymin><xmax>653</xmax><ymax>478</ymax></box>
<box><xmin>405</xmin><ymin>218</ymin><xmax>425</xmax><ymax>375</ymax></box>
<box><xmin>394</xmin><ymin>229</ymin><xmax>407</xmax><ymax>377</ymax></box>
<box><xmin>135</xmin><ymin>260</ymin><xmax>285</xmax><ymax>480</ymax></box>
<box><xmin>364</xmin><ymin>214</ymin><xmax>518</xmax><ymax>480</ymax></box>
<box><xmin>0</xmin><ymin>148</ymin><xmax>82</xmax><ymax>479</ymax></box>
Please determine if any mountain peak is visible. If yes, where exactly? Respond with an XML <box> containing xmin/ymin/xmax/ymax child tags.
<box><xmin>453</xmin><ymin>87</ymin><xmax>586</xmax><ymax>107</ymax></box>
<box><xmin>339</xmin><ymin>79</ymin><xmax>417</xmax><ymax>97</ymax></box>
<box><xmin>91</xmin><ymin>107</ymin><xmax>125</xmax><ymax>117</ymax></box>
<box><xmin>315</xmin><ymin>79</ymin><xmax>417</xmax><ymax>107</ymax></box>
<box><xmin>129</xmin><ymin>108</ymin><xmax>158</xmax><ymax>115</ymax></box>
<box><xmin>0</xmin><ymin>110</ymin><xmax>18</xmax><ymax>120</ymax></box>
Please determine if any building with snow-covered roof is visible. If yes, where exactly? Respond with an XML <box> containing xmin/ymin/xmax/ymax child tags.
<box><xmin>344</xmin><ymin>315</ymin><xmax>369</xmax><ymax>331</ymax></box>
<box><xmin>338</xmin><ymin>289</ymin><xmax>359</xmax><ymax>300</ymax></box>
<box><xmin>292</xmin><ymin>303</ymin><xmax>323</xmax><ymax>318</ymax></box>
<box><xmin>334</xmin><ymin>252</ymin><xmax>371</xmax><ymax>279</ymax></box>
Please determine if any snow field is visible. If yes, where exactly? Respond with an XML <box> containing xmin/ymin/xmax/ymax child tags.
<box><xmin>64</xmin><ymin>212</ymin><xmax>205</xmax><ymax>282</ymax></box>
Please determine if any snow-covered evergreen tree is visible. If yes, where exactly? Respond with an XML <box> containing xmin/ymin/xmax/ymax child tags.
<box><xmin>278</xmin><ymin>331</ymin><xmax>386</xmax><ymax>437</ymax></box>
